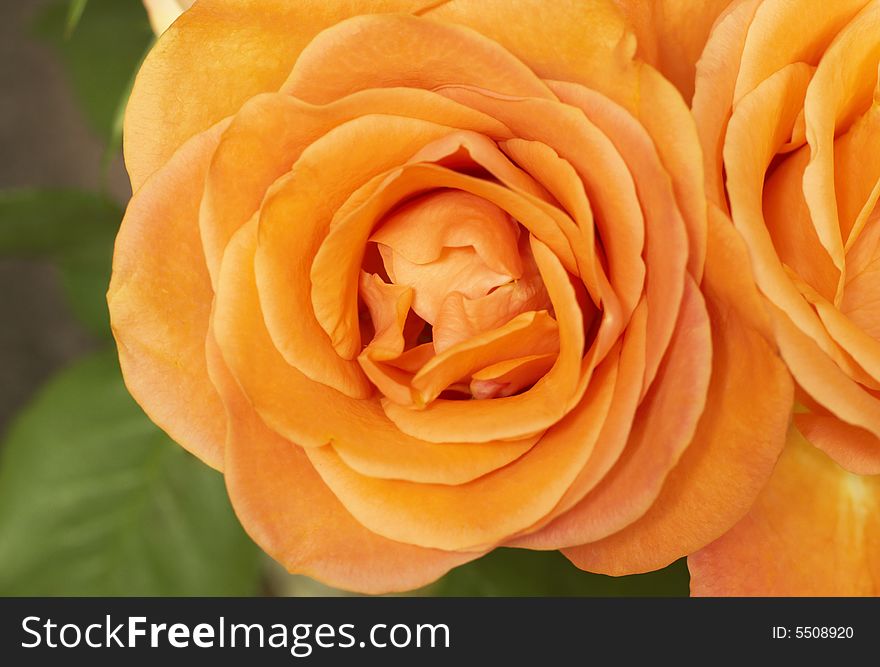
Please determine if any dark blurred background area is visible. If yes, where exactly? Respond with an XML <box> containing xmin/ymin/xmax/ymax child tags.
<box><xmin>0</xmin><ymin>0</ymin><xmax>129</xmax><ymax>430</ymax></box>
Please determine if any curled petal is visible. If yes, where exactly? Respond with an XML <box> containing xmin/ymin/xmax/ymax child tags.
<box><xmin>214</xmin><ymin>219</ymin><xmax>541</xmax><ymax>492</ymax></box>
<box><xmin>411</xmin><ymin>310</ymin><xmax>560</xmax><ymax>405</ymax></box>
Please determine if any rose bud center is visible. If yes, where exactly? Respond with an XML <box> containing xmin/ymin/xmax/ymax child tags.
<box><xmin>357</xmin><ymin>189</ymin><xmax>556</xmax><ymax>405</ymax></box>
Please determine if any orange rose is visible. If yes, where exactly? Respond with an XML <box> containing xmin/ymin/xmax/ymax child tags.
<box><xmin>687</xmin><ymin>0</ymin><xmax>880</xmax><ymax>595</ymax></box>
<box><xmin>109</xmin><ymin>0</ymin><xmax>792</xmax><ymax>593</ymax></box>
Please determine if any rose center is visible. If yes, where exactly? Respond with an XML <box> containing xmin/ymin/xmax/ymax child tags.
<box><xmin>357</xmin><ymin>189</ymin><xmax>556</xmax><ymax>404</ymax></box>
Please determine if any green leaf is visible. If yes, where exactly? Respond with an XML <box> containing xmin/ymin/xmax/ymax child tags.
<box><xmin>0</xmin><ymin>188</ymin><xmax>121</xmax><ymax>336</ymax></box>
<box><xmin>0</xmin><ymin>350</ymin><xmax>261</xmax><ymax>596</ymax></box>
<box><xmin>422</xmin><ymin>549</ymin><xmax>690</xmax><ymax>596</ymax></box>
<box><xmin>0</xmin><ymin>188</ymin><xmax>119</xmax><ymax>254</ymax></box>
<box><xmin>34</xmin><ymin>0</ymin><xmax>152</xmax><ymax>142</ymax></box>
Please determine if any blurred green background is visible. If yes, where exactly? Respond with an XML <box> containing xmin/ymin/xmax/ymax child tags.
<box><xmin>0</xmin><ymin>0</ymin><xmax>690</xmax><ymax>596</ymax></box>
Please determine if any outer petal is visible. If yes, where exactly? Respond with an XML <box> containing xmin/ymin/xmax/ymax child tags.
<box><xmin>689</xmin><ymin>426</ymin><xmax>880</xmax><ymax>596</ymax></box>
<box><xmin>206</xmin><ymin>334</ymin><xmax>479</xmax><ymax>594</ymax></box>
<box><xmin>431</xmin><ymin>1</ymin><xmax>709</xmax><ymax>280</ymax></box>
<box><xmin>124</xmin><ymin>0</ymin><xmax>438</xmax><ymax>189</ymax></box>
<box><xmin>563</xmin><ymin>211</ymin><xmax>793</xmax><ymax>574</ymax></box>
<box><xmin>108</xmin><ymin>120</ymin><xmax>229</xmax><ymax>470</ymax></box>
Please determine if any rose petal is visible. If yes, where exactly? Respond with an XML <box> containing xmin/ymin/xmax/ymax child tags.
<box><xmin>835</xmin><ymin>98</ymin><xmax>880</xmax><ymax>244</ymax></box>
<box><xmin>689</xmin><ymin>426</ymin><xmax>880</xmax><ymax>596</ymax></box>
<box><xmin>551</xmin><ymin>79</ymin><xmax>689</xmax><ymax>394</ymax></box>
<box><xmin>562</xmin><ymin>211</ymin><xmax>793</xmax><ymax>574</ymax></box>
<box><xmin>842</xmin><ymin>207</ymin><xmax>880</xmax><ymax>339</ymax></box>
<box><xmin>306</xmin><ymin>348</ymin><xmax>620</xmax><ymax>551</ymax></box>
<box><xmin>382</xmin><ymin>238</ymin><xmax>584</xmax><ymax>443</ymax></box>
<box><xmin>371</xmin><ymin>190</ymin><xmax>522</xmax><ymax>273</ymax></box>
<box><xmin>801</xmin><ymin>1</ymin><xmax>880</xmax><ymax>286</ymax></box>
<box><xmin>769</xmin><ymin>303</ymin><xmax>880</xmax><ymax>447</ymax></box>
<box><xmin>214</xmin><ymin>218</ymin><xmax>542</xmax><ymax>495</ymax></box>
<box><xmin>511</xmin><ymin>278</ymin><xmax>710</xmax><ymax>549</ymax></box>
<box><xmin>763</xmin><ymin>142</ymin><xmax>840</xmax><ymax>301</ymax></box>
<box><xmin>384</xmin><ymin>246</ymin><xmax>514</xmax><ymax>325</ymax></box>
<box><xmin>724</xmin><ymin>62</ymin><xmax>864</xmax><ymax>373</ymax></box>
<box><xmin>108</xmin><ymin>120</ymin><xmax>230</xmax><ymax>470</ymax></box>
<box><xmin>499</xmin><ymin>138</ymin><xmax>602</xmax><ymax>294</ymax></box>
<box><xmin>282</xmin><ymin>13</ymin><xmax>554</xmax><ymax>103</ymax></box>
<box><xmin>255</xmin><ymin>115</ymin><xmax>472</xmax><ymax>398</ymax></box>
<box><xmin>470</xmin><ymin>353</ymin><xmax>557</xmax><ymax>400</ymax></box>
<box><xmin>733</xmin><ymin>0</ymin><xmax>869</xmax><ymax>102</ymax></box>
<box><xmin>424</xmin><ymin>0</ymin><xmax>640</xmax><ymax>107</ymax></box>
<box><xmin>505</xmin><ymin>299</ymin><xmax>648</xmax><ymax>548</ymax></box>
<box><xmin>411</xmin><ymin>309</ymin><xmax>560</xmax><ymax>405</ymax></box>
<box><xmin>200</xmin><ymin>89</ymin><xmax>510</xmax><ymax>286</ymax></box>
<box><xmin>432</xmin><ymin>244</ymin><xmax>551</xmax><ymax>353</ymax></box>
<box><xmin>787</xmin><ymin>272</ymin><xmax>880</xmax><ymax>386</ymax></box>
<box><xmin>312</xmin><ymin>161</ymin><xmax>581</xmax><ymax>360</ymax></box>
<box><xmin>796</xmin><ymin>413</ymin><xmax>880</xmax><ymax>475</ymax></box>
<box><xmin>437</xmin><ymin>87</ymin><xmax>646</xmax><ymax>321</ymax></box>
<box><xmin>207</xmin><ymin>331</ymin><xmax>480</xmax><ymax>594</ymax></box>
<box><xmin>125</xmin><ymin>0</ymin><xmax>437</xmax><ymax>189</ymax></box>
<box><xmin>692</xmin><ymin>0</ymin><xmax>762</xmax><ymax>210</ymax></box>
<box><xmin>613</xmin><ymin>0</ymin><xmax>732</xmax><ymax>103</ymax></box>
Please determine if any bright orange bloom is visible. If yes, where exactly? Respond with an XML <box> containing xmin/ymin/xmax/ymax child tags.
<box><xmin>113</xmin><ymin>0</ymin><xmax>792</xmax><ymax>593</ymax></box>
<box><xmin>687</xmin><ymin>0</ymin><xmax>880</xmax><ymax>594</ymax></box>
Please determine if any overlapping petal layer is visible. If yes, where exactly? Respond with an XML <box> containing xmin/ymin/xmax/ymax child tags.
<box><xmin>112</xmin><ymin>0</ymin><xmax>794</xmax><ymax>592</ymax></box>
<box><xmin>690</xmin><ymin>0</ymin><xmax>880</xmax><ymax>594</ymax></box>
